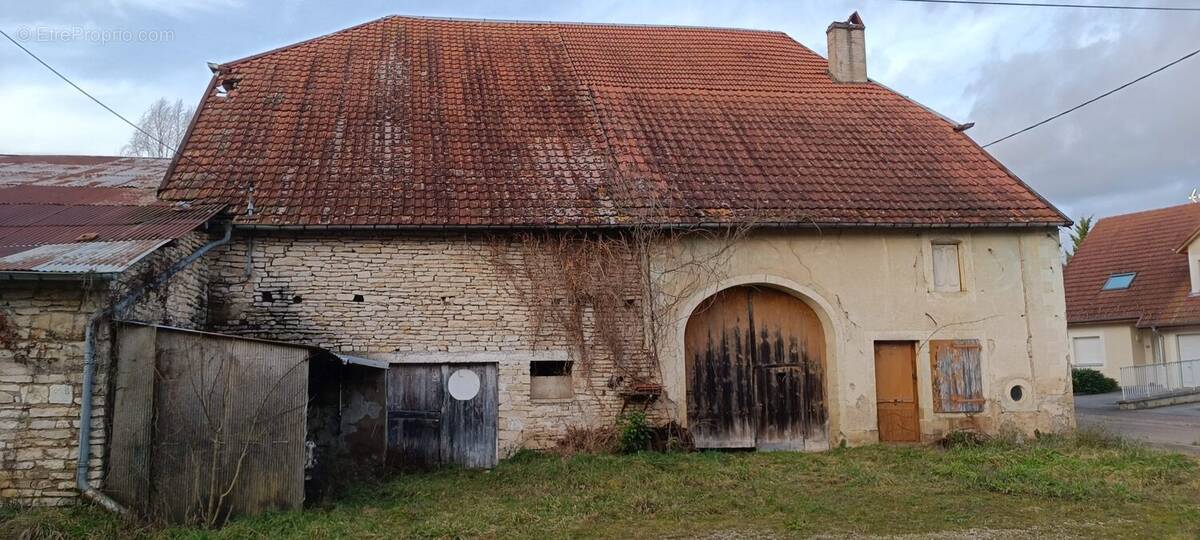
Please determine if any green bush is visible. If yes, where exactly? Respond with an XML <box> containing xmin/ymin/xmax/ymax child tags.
<box><xmin>1072</xmin><ymin>368</ymin><xmax>1119</xmax><ymax>395</ymax></box>
<box><xmin>617</xmin><ymin>411</ymin><xmax>652</xmax><ymax>453</ymax></box>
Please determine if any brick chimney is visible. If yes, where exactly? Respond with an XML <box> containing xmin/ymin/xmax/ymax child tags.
<box><xmin>826</xmin><ymin>12</ymin><xmax>867</xmax><ymax>83</ymax></box>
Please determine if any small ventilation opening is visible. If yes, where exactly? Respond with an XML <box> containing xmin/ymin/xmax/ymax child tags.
<box><xmin>531</xmin><ymin>361</ymin><xmax>572</xmax><ymax>377</ymax></box>
<box><xmin>352</xmin><ymin>294</ymin><xmax>365</xmax><ymax>303</ymax></box>
<box><xmin>291</xmin><ymin>295</ymin><xmax>303</xmax><ymax>304</ymax></box>
<box><xmin>530</xmin><ymin>360</ymin><xmax>573</xmax><ymax>400</ymax></box>
<box><xmin>1009</xmin><ymin>385</ymin><xmax>1025</xmax><ymax>402</ymax></box>
<box><xmin>261</xmin><ymin>291</ymin><xmax>274</xmax><ymax>303</ymax></box>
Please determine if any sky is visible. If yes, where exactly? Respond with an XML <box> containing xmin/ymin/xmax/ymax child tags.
<box><xmin>1</xmin><ymin>0</ymin><xmax>1197</xmax><ymax>225</ymax></box>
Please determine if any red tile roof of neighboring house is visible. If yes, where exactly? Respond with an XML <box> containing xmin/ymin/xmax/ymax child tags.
<box><xmin>0</xmin><ymin>156</ymin><xmax>223</xmax><ymax>276</ymax></box>
<box><xmin>159</xmin><ymin>16</ymin><xmax>1067</xmax><ymax>229</ymax></box>
<box><xmin>1065</xmin><ymin>203</ymin><xmax>1200</xmax><ymax>328</ymax></box>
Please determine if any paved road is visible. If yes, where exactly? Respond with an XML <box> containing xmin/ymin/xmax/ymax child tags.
<box><xmin>1074</xmin><ymin>392</ymin><xmax>1200</xmax><ymax>454</ymax></box>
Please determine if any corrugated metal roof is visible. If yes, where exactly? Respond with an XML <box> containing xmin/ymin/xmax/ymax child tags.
<box><xmin>0</xmin><ymin>154</ymin><xmax>169</xmax><ymax>191</ymax></box>
<box><xmin>0</xmin><ymin>239</ymin><xmax>170</xmax><ymax>274</ymax></box>
<box><xmin>0</xmin><ymin>155</ymin><xmax>223</xmax><ymax>277</ymax></box>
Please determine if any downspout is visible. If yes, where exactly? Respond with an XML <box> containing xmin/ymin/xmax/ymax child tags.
<box><xmin>77</xmin><ymin>221</ymin><xmax>232</xmax><ymax>514</ymax></box>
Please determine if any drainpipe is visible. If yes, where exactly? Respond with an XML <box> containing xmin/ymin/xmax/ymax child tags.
<box><xmin>76</xmin><ymin>222</ymin><xmax>232</xmax><ymax>514</ymax></box>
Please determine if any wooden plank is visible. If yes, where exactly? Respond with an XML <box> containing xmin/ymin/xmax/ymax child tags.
<box><xmin>440</xmin><ymin>363</ymin><xmax>498</xmax><ymax>468</ymax></box>
<box><xmin>874</xmin><ymin>341</ymin><xmax>920</xmax><ymax>442</ymax></box>
<box><xmin>684</xmin><ymin>286</ymin><xmax>827</xmax><ymax>450</ymax></box>
<box><xmin>930</xmin><ymin>339</ymin><xmax>984</xmax><ymax>413</ymax></box>
<box><xmin>750</xmin><ymin>287</ymin><xmax>826</xmax><ymax>450</ymax></box>
<box><xmin>684</xmin><ymin>288</ymin><xmax>757</xmax><ymax>448</ymax></box>
<box><xmin>386</xmin><ymin>364</ymin><xmax>444</xmax><ymax>468</ymax></box>
<box><xmin>107</xmin><ymin>324</ymin><xmax>157</xmax><ymax>512</ymax></box>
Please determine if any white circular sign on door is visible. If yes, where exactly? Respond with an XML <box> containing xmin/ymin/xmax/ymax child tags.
<box><xmin>447</xmin><ymin>369</ymin><xmax>481</xmax><ymax>401</ymax></box>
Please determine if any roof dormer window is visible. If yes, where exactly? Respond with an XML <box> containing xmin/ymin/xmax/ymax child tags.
<box><xmin>1102</xmin><ymin>272</ymin><xmax>1136</xmax><ymax>291</ymax></box>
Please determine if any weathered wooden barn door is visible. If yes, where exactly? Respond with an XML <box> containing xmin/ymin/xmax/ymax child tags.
<box><xmin>685</xmin><ymin>286</ymin><xmax>827</xmax><ymax>450</ymax></box>
<box><xmin>873</xmin><ymin>341</ymin><xmax>921</xmax><ymax>442</ymax></box>
<box><xmin>387</xmin><ymin>363</ymin><xmax>498</xmax><ymax>468</ymax></box>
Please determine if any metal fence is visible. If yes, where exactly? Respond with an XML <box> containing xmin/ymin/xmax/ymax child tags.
<box><xmin>1120</xmin><ymin>358</ymin><xmax>1200</xmax><ymax>401</ymax></box>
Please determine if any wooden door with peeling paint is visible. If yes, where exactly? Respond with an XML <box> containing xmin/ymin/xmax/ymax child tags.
<box><xmin>874</xmin><ymin>341</ymin><xmax>921</xmax><ymax>443</ymax></box>
<box><xmin>685</xmin><ymin>286</ymin><xmax>827</xmax><ymax>450</ymax></box>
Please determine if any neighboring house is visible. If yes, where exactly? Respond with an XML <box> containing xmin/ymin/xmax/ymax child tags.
<box><xmin>4</xmin><ymin>13</ymin><xmax>1078</xmax><ymax>507</ymax></box>
<box><xmin>0</xmin><ymin>155</ymin><xmax>222</xmax><ymax>505</ymax></box>
<box><xmin>1065</xmin><ymin>203</ymin><xmax>1200</xmax><ymax>382</ymax></box>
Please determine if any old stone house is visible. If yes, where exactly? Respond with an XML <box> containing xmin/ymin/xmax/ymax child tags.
<box><xmin>158</xmin><ymin>13</ymin><xmax>1073</xmax><ymax>452</ymax></box>
<box><xmin>1065</xmin><ymin>203</ymin><xmax>1200</xmax><ymax>392</ymax></box>
<box><xmin>3</xmin><ymin>13</ymin><xmax>1077</xmax><ymax>507</ymax></box>
<box><xmin>0</xmin><ymin>155</ymin><xmax>222</xmax><ymax>505</ymax></box>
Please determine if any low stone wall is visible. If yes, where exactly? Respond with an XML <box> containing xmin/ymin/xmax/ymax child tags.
<box><xmin>0</xmin><ymin>231</ymin><xmax>211</xmax><ymax>506</ymax></box>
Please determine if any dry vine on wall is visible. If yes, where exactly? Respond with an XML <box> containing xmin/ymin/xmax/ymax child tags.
<box><xmin>487</xmin><ymin>224</ymin><xmax>753</xmax><ymax>415</ymax></box>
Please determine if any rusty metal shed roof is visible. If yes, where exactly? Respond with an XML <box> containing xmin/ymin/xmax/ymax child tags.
<box><xmin>0</xmin><ymin>154</ymin><xmax>170</xmax><ymax>194</ymax></box>
<box><xmin>0</xmin><ymin>155</ymin><xmax>223</xmax><ymax>278</ymax></box>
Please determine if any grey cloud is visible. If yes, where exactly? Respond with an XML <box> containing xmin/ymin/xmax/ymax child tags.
<box><xmin>965</xmin><ymin>12</ymin><xmax>1200</xmax><ymax>220</ymax></box>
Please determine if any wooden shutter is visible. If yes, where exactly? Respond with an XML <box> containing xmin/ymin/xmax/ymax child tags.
<box><xmin>931</xmin><ymin>243</ymin><xmax>962</xmax><ymax>292</ymax></box>
<box><xmin>929</xmin><ymin>339</ymin><xmax>984</xmax><ymax>413</ymax></box>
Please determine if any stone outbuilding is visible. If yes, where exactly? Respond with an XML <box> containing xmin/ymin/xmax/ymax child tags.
<box><xmin>0</xmin><ymin>155</ymin><xmax>222</xmax><ymax>506</ymax></box>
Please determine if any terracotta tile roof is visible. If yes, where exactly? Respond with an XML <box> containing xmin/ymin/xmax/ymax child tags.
<box><xmin>159</xmin><ymin>16</ymin><xmax>1067</xmax><ymax>228</ymax></box>
<box><xmin>0</xmin><ymin>156</ymin><xmax>223</xmax><ymax>276</ymax></box>
<box><xmin>1064</xmin><ymin>203</ymin><xmax>1200</xmax><ymax>327</ymax></box>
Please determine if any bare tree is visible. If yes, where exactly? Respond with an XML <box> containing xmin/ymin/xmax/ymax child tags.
<box><xmin>121</xmin><ymin>98</ymin><xmax>195</xmax><ymax>158</ymax></box>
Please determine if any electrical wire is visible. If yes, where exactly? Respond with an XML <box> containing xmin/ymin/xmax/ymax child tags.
<box><xmin>0</xmin><ymin>28</ymin><xmax>190</xmax><ymax>158</ymax></box>
<box><xmin>888</xmin><ymin>0</ymin><xmax>1200</xmax><ymax>11</ymax></box>
<box><xmin>982</xmin><ymin>46</ymin><xmax>1200</xmax><ymax>147</ymax></box>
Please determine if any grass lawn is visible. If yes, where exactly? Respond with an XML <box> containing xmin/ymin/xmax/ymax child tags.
<box><xmin>3</xmin><ymin>434</ymin><xmax>1198</xmax><ymax>539</ymax></box>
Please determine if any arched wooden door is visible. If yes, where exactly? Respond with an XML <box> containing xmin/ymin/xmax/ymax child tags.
<box><xmin>684</xmin><ymin>286</ymin><xmax>827</xmax><ymax>450</ymax></box>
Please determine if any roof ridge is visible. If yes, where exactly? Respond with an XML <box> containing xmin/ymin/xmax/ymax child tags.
<box><xmin>217</xmin><ymin>14</ymin><xmax>791</xmax><ymax>68</ymax></box>
<box><xmin>1095</xmin><ymin>201</ymin><xmax>1200</xmax><ymax>224</ymax></box>
<box><xmin>380</xmin><ymin>14</ymin><xmax>790</xmax><ymax>34</ymax></box>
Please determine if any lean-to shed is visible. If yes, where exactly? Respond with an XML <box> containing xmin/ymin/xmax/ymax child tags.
<box><xmin>106</xmin><ymin>322</ymin><xmax>386</xmax><ymax>522</ymax></box>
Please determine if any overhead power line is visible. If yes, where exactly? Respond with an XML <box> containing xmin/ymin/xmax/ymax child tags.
<box><xmin>0</xmin><ymin>28</ymin><xmax>189</xmax><ymax>159</ymax></box>
<box><xmin>982</xmin><ymin>47</ymin><xmax>1200</xmax><ymax>147</ymax></box>
<box><xmin>889</xmin><ymin>0</ymin><xmax>1200</xmax><ymax>11</ymax></box>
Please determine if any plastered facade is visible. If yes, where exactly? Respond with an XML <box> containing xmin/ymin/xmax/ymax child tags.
<box><xmin>0</xmin><ymin>231</ymin><xmax>210</xmax><ymax>506</ymax></box>
<box><xmin>1066</xmin><ymin>323</ymin><xmax>1146</xmax><ymax>381</ymax></box>
<box><xmin>654</xmin><ymin>228</ymin><xmax>1075</xmax><ymax>444</ymax></box>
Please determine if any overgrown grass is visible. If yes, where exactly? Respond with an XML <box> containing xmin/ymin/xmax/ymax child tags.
<box><xmin>3</xmin><ymin>433</ymin><xmax>1198</xmax><ymax>539</ymax></box>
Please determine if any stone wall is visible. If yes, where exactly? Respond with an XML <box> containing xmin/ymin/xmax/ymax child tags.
<box><xmin>0</xmin><ymin>230</ymin><xmax>211</xmax><ymax>506</ymax></box>
<box><xmin>206</xmin><ymin>232</ymin><xmax>657</xmax><ymax>455</ymax></box>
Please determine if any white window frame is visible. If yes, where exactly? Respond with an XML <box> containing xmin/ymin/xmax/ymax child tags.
<box><xmin>1175</xmin><ymin>333</ymin><xmax>1200</xmax><ymax>363</ymax></box>
<box><xmin>1071</xmin><ymin>335</ymin><xmax>1105</xmax><ymax>368</ymax></box>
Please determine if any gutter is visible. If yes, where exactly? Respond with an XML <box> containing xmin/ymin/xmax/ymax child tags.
<box><xmin>76</xmin><ymin>221</ymin><xmax>232</xmax><ymax>515</ymax></box>
<box><xmin>228</xmin><ymin>220</ymin><xmax>1069</xmax><ymax>232</ymax></box>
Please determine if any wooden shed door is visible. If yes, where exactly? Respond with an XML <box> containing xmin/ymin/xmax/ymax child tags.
<box><xmin>874</xmin><ymin>342</ymin><xmax>921</xmax><ymax>443</ymax></box>
<box><xmin>387</xmin><ymin>363</ymin><xmax>497</xmax><ymax>469</ymax></box>
<box><xmin>685</xmin><ymin>286</ymin><xmax>827</xmax><ymax>450</ymax></box>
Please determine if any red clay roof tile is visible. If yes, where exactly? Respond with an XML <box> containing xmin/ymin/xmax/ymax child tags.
<box><xmin>159</xmin><ymin>16</ymin><xmax>1066</xmax><ymax>228</ymax></box>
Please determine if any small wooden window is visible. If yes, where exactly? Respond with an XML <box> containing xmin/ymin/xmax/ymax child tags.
<box><xmin>931</xmin><ymin>243</ymin><xmax>962</xmax><ymax>292</ymax></box>
<box><xmin>930</xmin><ymin>339</ymin><xmax>984</xmax><ymax>413</ymax></box>
<box><xmin>530</xmin><ymin>361</ymin><xmax>573</xmax><ymax>400</ymax></box>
